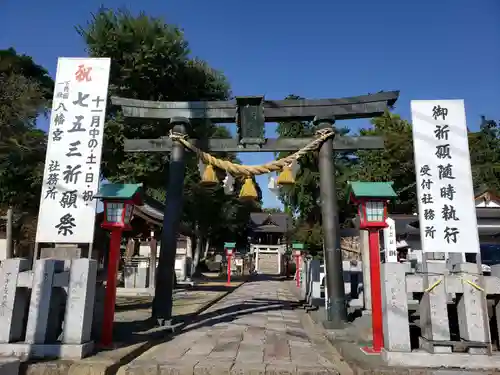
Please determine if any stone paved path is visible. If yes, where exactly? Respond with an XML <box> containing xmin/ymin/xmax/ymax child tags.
<box><xmin>124</xmin><ymin>277</ymin><xmax>349</xmax><ymax>374</ymax></box>
<box><xmin>112</xmin><ymin>289</ymin><xmax>229</xmax><ymax>342</ymax></box>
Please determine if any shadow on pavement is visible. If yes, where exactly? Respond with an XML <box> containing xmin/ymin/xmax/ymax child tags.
<box><xmin>176</xmin><ymin>284</ymin><xmax>240</xmax><ymax>293</ymax></box>
<box><xmin>96</xmin><ymin>274</ymin><xmax>301</xmax><ymax>374</ymax></box>
<box><xmin>112</xmin><ymin>276</ymin><xmax>301</xmax><ymax>343</ymax></box>
<box><xmin>114</xmin><ymin>275</ymin><xmax>288</xmax><ymax>314</ymax></box>
<box><xmin>182</xmin><ymin>297</ymin><xmax>302</xmax><ymax>329</ymax></box>
<box><xmin>114</xmin><ymin>283</ymin><xmax>242</xmax><ymax>313</ymax></box>
<box><xmin>113</xmin><ymin>296</ymin><xmax>303</xmax><ymax>343</ymax></box>
<box><xmin>115</xmin><ymin>301</ymin><xmax>152</xmax><ymax>312</ymax></box>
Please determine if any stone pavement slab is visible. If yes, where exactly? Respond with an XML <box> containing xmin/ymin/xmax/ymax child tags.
<box><xmin>120</xmin><ymin>277</ymin><xmax>346</xmax><ymax>375</ymax></box>
<box><xmin>18</xmin><ymin>282</ymin><xmax>238</xmax><ymax>375</ymax></box>
<box><xmin>112</xmin><ymin>287</ymin><xmax>231</xmax><ymax>342</ymax></box>
<box><xmin>323</xmin><ymin>313</ymin><xmax>500</xmax><ymax>375</ymax></box>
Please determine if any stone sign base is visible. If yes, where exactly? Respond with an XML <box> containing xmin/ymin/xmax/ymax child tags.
<box><xmin>0</xmin><ymin>258</ymin><xmax>98</xmax><ymax>361</ymax></box>
<box><xmin>0</xmin><ymin>342</ymin><xmax>94</xmax><ymax>360</ymax></box>
<box><xmin>382</xmin><ymin>349</ymin><xmax>500</xmax><ymax>370</ymax></box>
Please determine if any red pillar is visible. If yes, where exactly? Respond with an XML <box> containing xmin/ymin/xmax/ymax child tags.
<box><xmin>362</xmin><ymin>229</ymin><xmax>384</xmax><ymax>354</ymax></box>
<box><xmin>295</xmin><ymin>255</ymin><xmax>301</xmax><ymax>287</ymax></box>
<box><xmin>227</xmin><ymin>255</ymin><xmax>232</xmax><ymax>285</ymax></box>
<box><xmin>101</xmin><ymin>229</ymin><xmax>122</xmax><ymax>347</ymax></box>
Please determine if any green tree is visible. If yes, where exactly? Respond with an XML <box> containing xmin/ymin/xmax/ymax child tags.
<box><xmin>78</xmin><ymin>10</ymin><xmax>227</xmax><ymax>217</ymax></box>
<box><xmin>275</xmin><ymin>95</ymin><xmax>355</xmax><ymax>253</ymax></box>
<box><xmin>77</xmin><ymin>8</ymin><xmax>231</xmax><ymax>188</ymax></box>
<box><xmin>77</xmin><ymin>8</ymin><xmax>263</xmax><ymax>266</ymax></box>
<box><xmin>0</xmin><ymin>48</ymin><xmax>53</xmax><ymax>212</ymax></box>
<box><xmin>354</xmin><ymin>112</ymin><xmax>500</xmax><ymax>212</ymax></box>
<box><xmin>0</xmin><ymin>49</ymin><xmax>53</xmax><ymax>255</ymax></box>
<box><xmin>353</xmin><ymin>111</ymin><xmax>417</xmax><ymax>213</ymax></box>
<box><xmin>469</xmin><ymin>116</ymin><xmax>500</xmax><ymax>192</ymax></box>
<box><xmin>183</xmin><ymin>139</ymin><xmax>262</xmax><ymax>269</ymax></box>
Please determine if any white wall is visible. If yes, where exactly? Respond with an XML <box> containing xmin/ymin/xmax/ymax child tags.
<box><xmin>0</xmin><ymin>239</ymin><xmax>6</xmax><ymax>261</ymax></box>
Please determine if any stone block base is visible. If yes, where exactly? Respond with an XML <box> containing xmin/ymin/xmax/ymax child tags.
<box><xmin>0</xmin><ymin>342</ymin><xmax>94</xmax><ymax>360</ymax></box>
<box><xmin>0</xmin><ymin>357</ymin><xmax>20</xmax><ymax>374</ymax></box>
<box><xmin>382</xmin><ymin>349</ymin><xmax>500</xmax><ymax>369</ymax></box>
<box><xmin>419</xmin><ymin>337</ymin><xmax>452</xmax><ymax>353</ymax></box>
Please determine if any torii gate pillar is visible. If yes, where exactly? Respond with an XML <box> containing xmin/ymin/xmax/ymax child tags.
<box><xmin>151</xmin><ymin>118</ymin><xmax>188</xmax><ymax>324</ymax></box>
<box><xmin>315</xmin><ymin>117</ymin><xmax>348</xmax><ymax>326</ymax></box>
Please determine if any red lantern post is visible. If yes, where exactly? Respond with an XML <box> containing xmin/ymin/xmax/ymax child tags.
<box><xmin>292</xmin><ymin>243</ymin><xmax>305</xmax><ymax>287</ymax></box>
<box><xmin>224</xmin><ymin>242</ymin><xmax>236</xmax><ymax>285</ymax></box>
<box><xmin>294</xmin><ymin>251</ymin><xmax>301</xmax><ymax>287</ymax></box>
<box><xmin>95</xmin><ymin>183</ymin><xmax>143</xmax><ymax>347</ymax></box>
<box><xmin>347</xmin><ymin>181</ymin><xmax>397</xmax><ymax>355</ymax></box>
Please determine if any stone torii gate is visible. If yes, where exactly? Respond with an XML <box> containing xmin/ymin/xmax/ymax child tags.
<box><xmin>112</xmin><ymin>91</ymin><xmax>399</xmax><ymax>328</ymax></box>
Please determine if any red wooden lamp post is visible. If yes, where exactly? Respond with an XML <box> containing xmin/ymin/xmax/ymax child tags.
<box><xmin>224</xmin><ymin>242</ymin><xmax>236</xmax><ymax>285</ymax></box>
<box><xmin>95</xmin><ymin>183</ymin><xmax>143</xmax><ymax>347</ymax></box>
<box><xmin>347</xmin><ymin>181</ymin><xmax>397</xmax><ymax>355</ymax></box>
<box><xmin>292</xmin><ymin>243</ymin><xmax>304</xmax><ymax>287</ymax></box>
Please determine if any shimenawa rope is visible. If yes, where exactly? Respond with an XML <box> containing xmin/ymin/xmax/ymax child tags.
<box><xmin>168</xmin><ymin>128</ymin><xmax>335</xmax><ymax>177</ymax></box>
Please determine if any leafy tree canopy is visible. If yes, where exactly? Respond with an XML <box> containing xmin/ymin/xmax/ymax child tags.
<box><xmin>77</xmin><ymin>8</ymin><xmax>258</xmax><ymax>247</ymax></box>
<box><xmin>276</xmin><ymin>97</ymin><xmax>500</xmax><ymax>253</ymax></box>
<box><xmin>469</xmin><ymin>116</ymin><xmax>500</xmax><ymax>193</ymax></box>
<box><xmin>353</xmin><ymin>111</ymin><xmax>416</xmax><ymax>213</ymax></box>
<box><xmin>0</xmin><ymin>48</ymin><xmax>53</xmax><ymax>212</ymax></box>
<box><xmin>354</xmin><ymin>112</ymin><xmax>500</xmax><ymax>212</ymax></box>
<box><xmin>276</xmin><ymin>95</ymin><xmax>355</xmax><ymax>253</ymax></box>
<box><xmin>0</xmin><ymin>48</ymin><xmax>53</xmax><ymax>254</ymax></box>
<box><xmin>76</xmin><ymin>8</ymin><xmax>231</xmax><ymax>187</ymax></box>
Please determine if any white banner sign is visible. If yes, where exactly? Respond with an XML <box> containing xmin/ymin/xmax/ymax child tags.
<box><xmin>383</xmin><ymin>217</ymin><xmax>398</xmax><ymax>262</ymax></box>
<box><xmin>36</xmin><ymin>58</ymin><xmax>111</xmax><ymax>244</ymax></box>
<box><xmin>411</xmin><ymin>100</ymin><xmax>479</xmax><ymax>253</ymax></box>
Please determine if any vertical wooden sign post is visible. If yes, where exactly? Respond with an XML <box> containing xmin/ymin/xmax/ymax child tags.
<box><xmin>383</xmin><ymin>217</ymin><xmax>398</xmax><ymax>263</ymax></box>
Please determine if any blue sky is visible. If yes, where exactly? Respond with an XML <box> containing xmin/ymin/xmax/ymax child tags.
<box><xmin>2</xmin><ymin>0</ymin><xmax>499</xmax><ymax>208</ymax></box>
